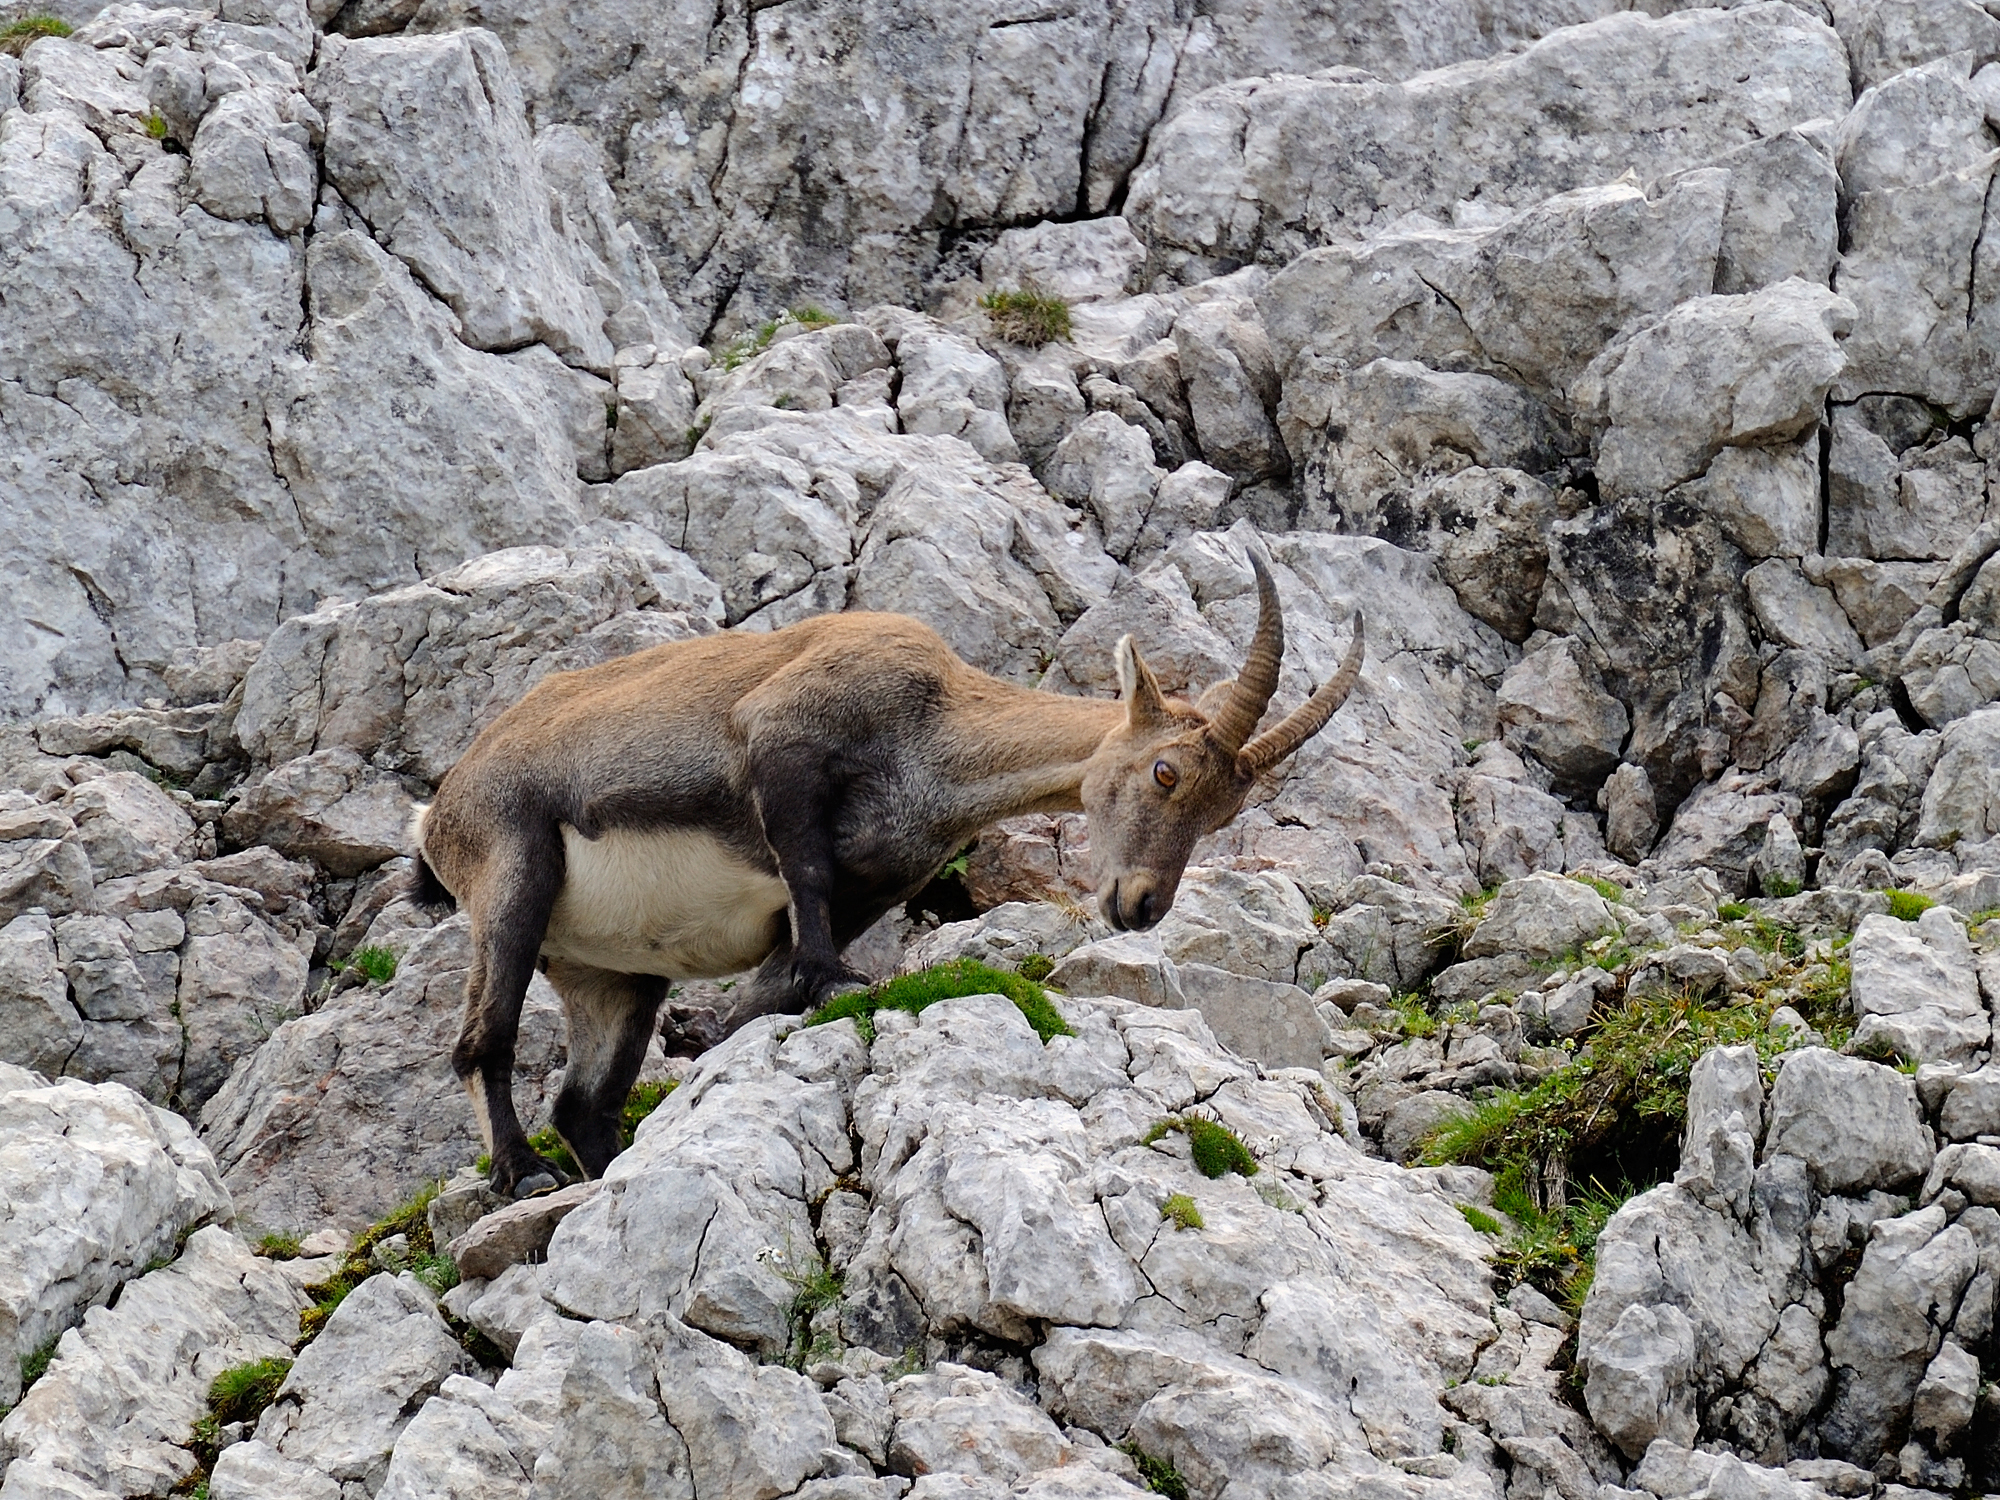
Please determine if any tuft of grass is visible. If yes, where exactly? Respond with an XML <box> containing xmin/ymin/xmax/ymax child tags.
<box><xmin>253</xmin><ymin>1232</ymin><xmax>303</xmax><ymax>1261</ymax></box>
<box><xmin>1886</xmin><ymin>889</ymin><xmax>1936</xmax><ymax>922</ymax></box>
<box><xmin>1161</xmin><ymin>1193</ymin><xmax>1205</xmax><ymax>1232</ymax></box>
<box><xmin>1432</xmin><ymin>883</ymin><xmax>1500</xmax><ymax>960</ymax></box>
<box><xmin>719</xmin><ymin>306</ymin><xmax>840</xmax><ymax>371</ymax></box>
<box><xmin>299</xmin><ymin>1180</ymin><xmax>444</xmax><ymax>1344</ymax></box>
<box><xmin>620</xmin><ymin>1078</ymin><xmax>676</xmax><ymax>1141</ymax></box>
<box><xmin>16</xmin><ymin>1332</ymin><xmax>60</xmax><ymax>1400</ymax></box>
<box><xmin>978</xmin><ymin>283</ymin><xmax>1073</xmax><ymax>346</ymax></box>
<box><xmin>1761</xmin><ymin>876</ymin><xmax>1803</xmax><ymax>899</ymax></box>
<box><xmin>143</xmin><ymin>111</ymin><xmax>169</xmax><ymax>141</ymax></box>
<box><xmin>207</xmin><ymin>1357</ymin><xmax>291</xmax><ymax>1427</ymax></box>
<box><xmin>1119</xmin><ymin>1442</ymin><xmax>1191</xmax><ymax>1500</ymax></box>
<box><xmin>334</xmin><ymin>945</ymin><xmax>397</xmax><ymax>984</ymax></box>
<box><xmin>1717</xmin><ymin>901</ymin><xmax>1751</xmax><ymax>922</ymax></box>
<box><xmin>1016</xmin><ymin>952</ymin><xmax>1055</xmax><ymax>983</ymax></box>
<box><xmin>0</xmin><ymin>14</ymin><xmax>70</xmax><ymax>54</ymax></box>
<box><xmin>1571</xmin><ymin>874</ymin><xmax>1624</xmax><ymax>903</ymax></box>
<box><xmin>769</xmin><ymin>1248</ymin><xmax>843</xmax><ymax>1369</ymax></box>
<box><xmin>807</xmin><ymin>959</ymin><xmax>1072</xmax><ymax>1045</ymax></box>
<box><xmin>1458</xmin><ymin>1203</ymin><xmax>1503</xmax><ymax>1236</ymax></box>
<box><xmin>1390</xmin><ymin>992</ymin><xmax>1439</xmax><ymax>1038</ymax></box>
<box><xmin>1146</xmin><ymin>1115</ymin><xmax>1259</xmax><ymax>1179</ymax></box>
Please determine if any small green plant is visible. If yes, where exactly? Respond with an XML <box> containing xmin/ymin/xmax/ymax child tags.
<box><xmin>1571</xmin><ymin>874</ymin><xmax>1624</xmax><ymax>902</ymax></box>
<box><xmin>1458</xmin><ymin>1204</ymin><xmax>1503</xmax><ymax>1236</ymax></box>
<box><xmin>806</xmin><ymin>959</ymin><xmax>1072</xmax><ymax>1044</ymax></box>
<box><xmin>143</xmin><ymin>111</ymin><xmax>169</xmax><ymax>140</ymax></box>
<box><xmin>208</xmin><ymin>1357</ymin><xmax>292</xmax><ymax>1426</ymax></box>
<box><xmin>621</xmin><ymin>1078</ymin><xmax>677</xmax><ymax>1141</ymax></box>
<box><xmin>412</xmin><ymin>1252</ymin><xmax>460</xmax><ymax>1296</ymax></box>
<box><xmin>1886</xmin><ymin>889</ymin><xmax>1936</xmax><ymax>922</ymax></box>
<box><xmin>299</xmin><ymin>1179</ymin><xmax>444</xmax><ymax>1343</ymax></box>
<box><xmin>978</xmin><ymin>283</ymin><xmax>1073</xmax><ymax>346</ymax></box>
<box><xmin>0</xmin><ymin>14</ymin><xmax>71</xmax><ymax>54</ymax></box>
<box><xmin>718</xmin><ymin>306</ymin><xmax>841</xmax><ymax>370</ymax></box>
<box><xmin>1433</xmin><ymin>883</ymin><xmax>1500</xmax><ymax>959</ymax></box>
<box><xmin>1717</xmin><ymin>901</ymin><xmax>1752</xmax><ymax>922</ymax></box>
<box><xmin>341</xmin><ymin>946</ymin><xmax>398</xmax><ymax>984</ymax></box>
<box><xmin>1119</xmin><ymin>1442</ymin><xmax>1190</xmax><ymax>1500</ymax></box>
<box><xmin>16</xmin><ymin>1332</ymin><xmax>60</xmax><ymax>1399</ymax></box>
<box><xmin>1760</xmin><ymin>876</ymin><xmax>1803</xmax><ymax>899</ymax></box>
<box><xmin>252</xmin><ymin>1232</ymin><xmax>303</xmax><ymax>1260</ymax></box>
<box><xmin>1390</xmin><ymin>992</ymin><xmax>1439</xmax><ymax>1038</ymax></box>
<box><xmin>683</xmin><ymin>417</ymin><xmax>712</xmax><ymax>450</ymax></box>
<box><xmin>1145</xmin><ymin>1115</ymin><xmax>1259</xmax><ymax>1179</ymax></box>
<box><xmin>1016</xmin><ymin>953</ymin><xmax>1055</xmax><ymax>983</ymax></box>
<box><xmin>769</xmin><ymin>1247</ymin><xmax>843</xmax><ymax>1368</ymax></box>
<box><xmin>1160</xmin><ymin>1193</ymin><xmax>1205</xmax><ymax>1232</ymax></box>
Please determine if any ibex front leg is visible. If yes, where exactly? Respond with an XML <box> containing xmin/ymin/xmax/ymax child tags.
<box><xmin>742</xmin><ymin>740</ymin><xmax>872</xmax><ymax>1017</ymax></box>
<box><xmin>454</xmin><ymin>838</ymin><xmax>567</xmax><ymax>1198</ymax></box>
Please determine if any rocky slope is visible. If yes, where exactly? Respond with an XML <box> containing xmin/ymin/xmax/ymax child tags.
<box><xmin>7</xmin><ymin>0</ymin><xmax>2000</xmax><ymax>1494</ymax></box>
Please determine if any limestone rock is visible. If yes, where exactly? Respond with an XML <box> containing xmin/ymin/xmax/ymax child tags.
<box><xmin>0</xmin><ymin>1065</ymin><xmax>232</xmax><ymax>1410</ymax></box>
<box><xmin>1573</xmin><ymin>281</ymin><xmax>1853</xmax><ymax>501</ymax></box>
<box><xmin>1462</xmin><ymin>873</ymin><xmax>1620</xmax><ymax>964</ymax></box>
<box><xmin>1849</xmin><ymin>908</ymin><xmax>1989</xmax><ymax>1064</ymax></box>
<box><xmin>1496</xmin><ymin>638</ymin><xmax>1628</xmax><ymax>786</ymax></box>
<box><xmin>198</xmin><ymin>914</ymin><xmax>568</xmax><ymax>1233</ymax></box>
<box><xmin>1763</xmin><ymin>1048</ymin><xmax>1935</xmax><ymax>1195</ymax></box>
<box><xmin>1130</xmin><ymin>5</ymin><xmax>1851</xmax><ymax>275</ymax></box>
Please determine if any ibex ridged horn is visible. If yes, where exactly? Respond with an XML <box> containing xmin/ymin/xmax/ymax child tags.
<box><xmin>1206</xmin><ymin>552</ymin><xmax>1285</xmax><ymax>754</ymax></box>
<box><xmin>1237</xmin><ymin>612</ymin><xmax>1366</xmax><ymax>775</ymax></box>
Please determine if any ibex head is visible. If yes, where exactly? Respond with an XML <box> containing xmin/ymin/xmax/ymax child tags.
<box><xmin>1079</xmin><ymin>553</ymin><xmax>1364</xmax><ymax>932</ymax></box>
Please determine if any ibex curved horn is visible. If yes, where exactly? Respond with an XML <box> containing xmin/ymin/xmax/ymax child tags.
<box><xmin>1237</xmin><ymin>612</ymin><xmax>1365</xmax><ymax>775</ymax></box>
<box><xmin>1206</xmin><ymin>552</ymin><xmax>1286</xmax><ymax>754</ymax></box>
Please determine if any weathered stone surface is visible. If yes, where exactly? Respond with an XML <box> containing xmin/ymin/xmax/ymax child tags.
<box><xmin>1763</xmin><ymin>1048</ymin><xmax>1935</xmax><ymax>1195</ymax></box>
<box><xmin>0</xmin><ymin>1228</ymin><xmax>305</xmax><ymax>1499</ymax></box>
<box><xmin>198</xmin><ymin>915</ymin><xmax>567</xmax><ymax>1232</ymax></box>
<box><xmin>250</xmin><ymin>1272</ymin><xmax>471</xmax><ymax>1493</ymax></box>
<box><xmin>1573</xmin><ymin>281</ymin><xmax>1853</xmax><ymax>501</ymax></box>
<box><xmin>1849</xmin><ymin>908</ymin><xmax>1988</xmax><ymax>1065</ymax></box>
<box><xmin>0</xmin><ymin>1065</ymin><xmax>232</xmax><ymax>1410</ymax></box>
<box><xmin>1463</xmin><ymin>873</ymin><xmax>1620</xmax><ymax>964</ymax></box>
<box><xmin>1130</xmin><ymin>6</ymin><xmax>1851</xmax><ymax>275</ymax></box>
<box><xmin>1497</xmin><ymin>638</ymin><xmax>1628</xmax><ymax>786</ymax></box>
<box><xmin>448</xmin><ymin>1183</ymin><xmax>599</xmax><ymax>1281</ymax></box>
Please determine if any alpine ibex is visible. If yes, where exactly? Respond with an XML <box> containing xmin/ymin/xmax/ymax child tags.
<box><xmin>414</xmin><ymin>552</ymin><xmax>1363</xmax><ymax>1196</ymax></box>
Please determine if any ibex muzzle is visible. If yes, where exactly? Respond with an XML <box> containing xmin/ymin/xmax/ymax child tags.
<box><xmin>415</xmin><ymin>548</ymin><xmax>1362</xmax><ymax>1196</ymax></box>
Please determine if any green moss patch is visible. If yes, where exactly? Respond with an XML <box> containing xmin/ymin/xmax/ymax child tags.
<box><xmin>1144</xmin><ymin>1115</ymin><xmax>1258</xmax><ymax>1179</ymax></box>
<box><xmin>978</xmin><ymin>285</ymin><xmax>1072</xmax><ymax>346</ymax></box>
<box><xmin>1886</xmin><ymin>888</ymin><xmax>1937</xmax><ymax>922</ymax></box>
<box><xmin>1160</xmin><ymin>1193</ymin><xmax>1205</xmax><ymax>1232</ymax></box>
<box><xmin>1119</xmin><ymin>1442</ymin><xmax>1190</xmax><ymax>1500</ymax></box>
<box><xmin>807</xmin><ymin>959</ymin><xmax>1072</xmax><ymax>1044</ymax></box>
<box><xmin>0</xmin><ymin>15</ymin><xmax>71</xmax><ymax>55</ymax></box>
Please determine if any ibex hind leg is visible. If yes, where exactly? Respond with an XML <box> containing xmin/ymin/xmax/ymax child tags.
<box><xmin>545</xmin><ymin>959</ymin><xmax>665</xmax><ymax>1180</ymax></box>
<box><xmin>454</xmin><ymin>844</ymin><xmax>566</xmax><ymax>1198</ymax></box>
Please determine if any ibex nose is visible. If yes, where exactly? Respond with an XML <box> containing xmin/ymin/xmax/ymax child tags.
<box><xmin>1103</xmin><ymin>877</ymin><xmax>1164</xmax><ymax>932</ymax></box>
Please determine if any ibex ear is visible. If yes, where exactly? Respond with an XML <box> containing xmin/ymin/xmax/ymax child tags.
<box><xmin>1194</xmin><ymin>678</ymin><xmax>1236</xmax><ymax>721</ymax></box>
<box><xmin>1115</xmin><ymin>635</ymin><xmax>1169</xmax><ymax>729</ymax></box>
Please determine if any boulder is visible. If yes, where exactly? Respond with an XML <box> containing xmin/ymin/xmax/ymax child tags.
<box><xmin>1572</xmin><ymin>281</ymin><xmax>1854</xmax><ymax>501</ymax></box>
<box><xmin>198</xmin><ymin>914</ymin><xmax>568</xmax><ymax>1233</ymax></box>
<box><xmin>0</xmin><ymin>1064</ymin><xmax>232</xmax><ymax>1409</ymax></box>
<box><xmin>1462</xmin><ymin>873</ymin><xmax>1620</xmax><ymax>964</ymax></box>
<box><xmin>1496</xmin><ymin>638</ymin><xmax>1629</xmax><ymax>786</ymax></box>
<box><xmin>1763</xmin><ymin>1049</ymin><xmax>1935</xmax><ymax>1195</ymax></box>
<box><xmin>1849</xmin><ymin>909</ymin><xmax>1988</xmax><ymax>1065</ymax></box>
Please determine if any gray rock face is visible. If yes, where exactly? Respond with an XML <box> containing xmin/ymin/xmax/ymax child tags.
<box><xmin>1462</xmin><ymin>873</ymin><xmax>1620</xmax><ymax>964</ymax></box>
<box><xmin>198</xmin><ymin>914</ymin><xmax>568</xmax><ymax>1233</ymax></box>
<box><xmin>0</xmin><ymin>1227</ymin><xmax>305</xmax><ymax>1499</ymax></box>
<box><xmin>1129</xmin><ymin>6</ymin><xmax>1850</xmax><ymax>276</ymax></box>
<box><xmin>1848</xmin><ymin>908</ymin><xmax>1988</xmax><ymax>1064</ymax></box>
<box><xmin>0</xmin><ymin>1065</ymin><xmax>232</xmax><ymax>1410</ymax></box>
<box><xmin>1763</xmin><ymin>1049</ymin><xmax>1935</xmax><ymax>1195</ymax></box>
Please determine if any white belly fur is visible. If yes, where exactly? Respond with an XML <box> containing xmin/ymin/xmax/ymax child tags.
<box><xmin>542</xmin><ymin>826</ymin><xmax>789</xmax><ymax>978</ymax></box>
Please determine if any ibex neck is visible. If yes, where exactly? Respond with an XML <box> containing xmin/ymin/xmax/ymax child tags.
<box><xmin>939</xmin><ymin>675</ymin><xmax>1123</xmax><ymax>824</ymax></box>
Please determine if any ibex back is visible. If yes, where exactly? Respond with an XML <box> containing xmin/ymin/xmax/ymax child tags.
<box><xmin>415</xmin><ymin>552</ymin><xmax>1363</xmax><ymax>1196</ymax></box>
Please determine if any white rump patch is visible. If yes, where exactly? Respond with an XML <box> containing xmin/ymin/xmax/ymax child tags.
<box><xmin>542</xmin><ymin>826</ymin><xmax>788</xmax><ymax>979</ymax></box>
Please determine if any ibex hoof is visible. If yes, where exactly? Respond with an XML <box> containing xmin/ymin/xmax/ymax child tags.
<box><xmin>513</xmin><ymin>1170</ymin><xmax>561</xmax><ymax>1200</ymax></box>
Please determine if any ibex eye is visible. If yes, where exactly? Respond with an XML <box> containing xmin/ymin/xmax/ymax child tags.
<box><xmin>1153</xmin><ymin>760</ymin><xmax>1178</xmax><ymax>789</ymax></box>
